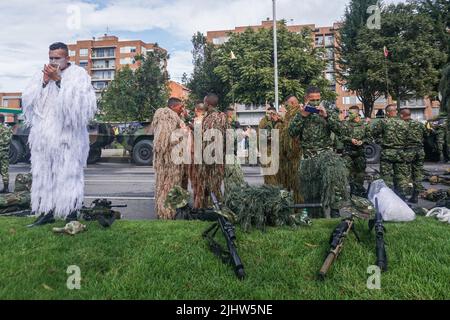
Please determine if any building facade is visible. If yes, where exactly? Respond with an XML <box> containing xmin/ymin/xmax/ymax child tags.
<box><xmin>0</xmin><ymin>92</ymin><xmax>22</xmax><ymax>123</ymax></box>
<box><xmin>207</xmin><ymin>19</ymin><xmax>440</xmax><ymax>125</ymax></box>
<box><xmin>68</xmin><ymin>35</ymin><xmax>166</xmax><ymax>98</ymax></box>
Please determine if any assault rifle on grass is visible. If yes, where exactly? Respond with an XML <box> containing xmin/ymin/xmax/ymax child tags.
<box><xmin>80</xmin><ymin>199</ymin><xmax>127</xmax><ymax>228</ymax></box>
<box><xmin>369</xmin><ymin>198</ymin><xmax>387</xmax><ymax>272</ymax></box>
<box><xmin>319</xmin><ymin>213</ymin><xmax>360</xmax><ymax>280</ymax></box>
<box><xmin>202</xmin><ymin>192</ymin><xmax>245</xmax><ymax>280</ymax></box>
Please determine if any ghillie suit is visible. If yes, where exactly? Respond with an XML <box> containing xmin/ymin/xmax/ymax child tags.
<box><xmin>224</xmin><ymin>184</ymin><xmax>311</xmax><ymax>232</ymax></box>
<box><xmin>258</xmin><ymin>115</ymin><xmax>283</xmax><ymax>186</ymax></box>
<box><xmin>297</xmin><ymin>151</ymin><xmax>350</xmax><ymax>218</ymax></box>
<box><xmin>0</xmin><ymin>174</ymin><xmax>32</xmax><ymax>215</ymax></box>
<box><xmin>289</xmin><ymin>111</ymin><xmax>349</xmax><ymax>217</ymax></box>
<box><xmin>151</xmin><ymin>107</ymin><xmax>185</xmax><ymax>219</ymax></box>
<box><xmin>195</xmin><ymin>109</ymin><xmax>228</xmax><ymax>209</ymax></box>
<box><xmin>22</xmin><ymin>64</ymin><xmax>97</xmax><ymax>219</ymax></box>
<box><xmin>279</xmin><ymin>104</ymin><xmax>302</xmax><ymax>203</ymax></box>
<box><xmin>224</xmin><ymin>155</ymin><xmax>246</xmax><ymax>196</ymax></box>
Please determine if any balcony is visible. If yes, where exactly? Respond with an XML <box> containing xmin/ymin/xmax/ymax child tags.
<box><xmin>91</xmin><ymin>77</ymin><xmax>114</xmax><ymax>82</ymax></box>
<box><xmin>91</xmin><ymin>54</ymin><xmax>116</xmax><ymax>60</ymax></box>
<box><xmin>91</xmin><ymin>64</ymin><xmax>116</xmax><ymax>70</ymax></box>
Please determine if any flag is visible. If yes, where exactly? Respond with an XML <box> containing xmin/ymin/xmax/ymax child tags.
<box><xmin>383</xmin><ymin>46</ymin><xmax>389</xmax><ymax>58</ymax></box>
<box><xmin>230</xmin><ymin>51</ymin><xmax>237</xmax><ymax>60</ymax></box>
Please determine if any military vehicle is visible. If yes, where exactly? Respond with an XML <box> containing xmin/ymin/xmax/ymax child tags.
<box><xmin>117</xmin><ymin>122</ymin><xmax>154</xmax><ymax>166</ymax></box>
<box><xmin>8</xmin><ymin>122</ymin><xmax>115</xmax><ymax>165</ymax></box>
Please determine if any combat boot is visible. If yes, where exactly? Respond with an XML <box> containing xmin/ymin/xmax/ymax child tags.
<box><xmin>27</xmin><ymin>211</ymin><xmax>55</xmax><ymax>228</ymax></box>
<box><xmin>65</xmin><ymin>211</ymin><xmax>79</xmax><ymax>223</ymax></box>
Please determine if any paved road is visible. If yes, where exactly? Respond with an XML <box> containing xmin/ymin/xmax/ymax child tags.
<box><xmin>9</xmin><ymin>161</ymin><xmax>448</xmax><ymax>220</ymax></box>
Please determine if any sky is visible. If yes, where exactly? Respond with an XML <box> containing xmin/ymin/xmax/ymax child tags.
<box><xmin>0</xmin><ymin>0</ymin><xmax>406</xmax><ymax>92</ymax></box>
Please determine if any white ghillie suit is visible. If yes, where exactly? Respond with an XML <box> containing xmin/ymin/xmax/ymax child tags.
<box><xmin>22</xmin><ymin>65</ymin><xmax>97</xmax><ymax>219</ymax></box>
<box><xmin>151</xmin><ymin>107</ymin><xmax>185</xmax><ymax>219</ymax></box>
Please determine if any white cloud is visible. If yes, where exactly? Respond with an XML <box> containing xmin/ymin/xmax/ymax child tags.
<box><xmin>0</xmin><ymin>0</ymin><xmax>407</xmax><ymax>92</ymax></box>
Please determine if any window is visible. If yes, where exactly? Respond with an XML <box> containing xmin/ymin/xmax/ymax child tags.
<box><xmin>2</xmin><ymin>99</ymin><xmax>8</xmax><ymax>107</ymax></box>
<box><xmin>212</xmin><ymin>37</ymin><xmax>230</xmax><ymax>45</ymax></box>
<box><xmin>80</xmin><ymin>48</ymin><xmax>88</xmax><ymax>56</ymax></box>
<box><xmin>326</xmin><ymin>61</ymin><xmax>334</xmax><ymax>72</ymax></box>
<box><xmin>120</xmin><ymin>57</ymin><xmax>135</xmax><ymax>65</ymax></box>
<box><xmin>79</xmin><ymin>60</ymin><xmax>88</xmax><ymax>68</ymax></box>
<box><xmin>325</xmin><ymin>48</ymin><xmax>334</xmax><ymax>60</ymax></box>
<box><xmin>315</xmin><ymin>36</ymin><xmax>324</xmax><ymax>46</ymax></box>
<box><xmin>69</xmin><ymin>50</ymin><xmax>76</xmax><ymax>57</ymax></box>
<box><xmin>325</xmin><ymin>35</ymin><xmax>334</xmax><ymax>47</ymax></box>
<box><xmin>325</xmin><ymin>72</ymin><xmax>335</xmax><ymax>85</ymax></box>
<box><xmin>93</xmin><ymin>48</ymin><xmax>115</xmax><ymax>58</ymax></box>
<box><xmin>120</xmin><ymin>46</ymin><xmax>137</xmax><ymax>54</ymax></box>
<box><xmin>343</xmin><ymin>96</ymin><xmax>358</xmax><ymax>105</ymax></box>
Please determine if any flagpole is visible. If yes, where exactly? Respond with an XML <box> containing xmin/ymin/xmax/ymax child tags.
<box><xmin>273</xmin><ymin>0</ymin><xmax>279</xmax><ymax>112</ymax></box>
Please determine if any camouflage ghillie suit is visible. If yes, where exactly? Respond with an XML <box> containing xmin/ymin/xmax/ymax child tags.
<box><xmin>0</xmin><ymin>124</ymin><xmax>12</xmax><ymax>192</ymax></box>
<box><xmin>289</xmin><ymin>111</ymin><xmax>349</xmax><ymax>217</ymax></box>
<box><xmin>189</xmin><ymin>117</ymin><xmax>204</xmax><ymax>208</ymax></box>
<box><xmin>279</xmin><ymin>105</ymin><xmax>302</xmax><ymax>203</ymax></box>
<box><xmin>258</xmin><ymin>115</ymin><xmax>283</xmax><ymax>186</ymax></box>
<box><xmin>342</xmin><ymin>117</ymin><xmax>372</xmax><ymax>197</ymax></box>
<box><xmin>151</xmin><ymin>107</ymin><xmax>185</xmax><ymax>219</ymax></box>
<box><xmin>371</xmin><ymin>116</ymin><xmax>409</xmax><ymax>198</ymax></box>
<box><xmin>195</xmin><ymin>109</ymin><xmax>228</xmax><ymax>209</ymax></box>
<box><xmin>402</xmin><ymin>119</ymin><xmax>427</xmax><ymax>194</ymax></box>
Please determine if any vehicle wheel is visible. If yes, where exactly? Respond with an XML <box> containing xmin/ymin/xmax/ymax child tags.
<box><xmin>132</xmin><ymin>140</ymin><xmax>153</xmax><ymax>166</ymax></box>
<box><xmin>87</xmin><ymin>148</ymin><xmax>102</xmax><ymax>165</ymax></box>
<box><xmin>365</xmin><ymin>143</ymin><xmax>381</xmax><ymax>164</ymax></box>
<box><xmin>9</xmin><ymin>140</ymin><xmax>24</xmax><ymax>164</ymax></box>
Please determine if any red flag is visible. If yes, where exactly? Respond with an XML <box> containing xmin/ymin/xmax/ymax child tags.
<box><xmin>384</xmin><ymin>46</ymin><xmax>389</xmax><ymax>58</ymax></box>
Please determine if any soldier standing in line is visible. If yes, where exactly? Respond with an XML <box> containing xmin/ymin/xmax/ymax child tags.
<box><xmin>342</xmin><ymin>106</ymin><xmax>372</xmax><ymax>197</ymax></box>
<box><xmin>400</xmin><ymin>109</ymin><xmax>428</xmax><ymax>203</ymax></box>
<box><xmin>371</xmin><ymin>104</ymin><xmax>409</xmax><ymax>200</ymax></box>
<box><xmin>0</xmin><ymin>115</ymin><xmax>12</xmax><ymax>194</ymax></box>
<box><xmin>258</xmin><ymin>106</ymin><xmax>283</xmax><ymax>186</ymax></box>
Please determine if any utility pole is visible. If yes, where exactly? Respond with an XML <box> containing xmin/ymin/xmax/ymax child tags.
<box><xmin>273</xmin><ymin>0</ymin><xmax>279</xmax><ymax>112</ymax></box>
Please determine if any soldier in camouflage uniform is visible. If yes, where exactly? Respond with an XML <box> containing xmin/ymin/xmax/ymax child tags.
<box><xmin>258</xmin><ymin>106</ymin><xmax>283</xmax><ymax>185</ymax></box>
<box><xmin>342</xmin><ymin>106</ymin><xmax>372</xmax><ymax>197</ymax></box>
<box><xmin>400</xmin><ymin>109</ymin><xmax>428</xmax><ymax>203</ymax></box>
<box><xmin>0</xmin><ymin>115</ymin><xmax>12</xmax><ymax>193</ymax></box>
<box><xmin>371</xmin><ymin>105</ymin><xmax>409</xmax><ymax>199</ymax></box>
<box><xmin>434</xmin><ymin>113</ymin><xmax>448</xmax><ymax>163</ymax></box>
<box><xmin>289</xmin><ymin>87</ymin><xmax>349</xmax><ymax>218</ymax></box>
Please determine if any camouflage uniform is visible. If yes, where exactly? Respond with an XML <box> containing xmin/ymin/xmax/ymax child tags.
<box><xmin>434</xmin><ymin>116</ymin><xmax>448</xmax><ymax>162</ymax></box>
<box><xmin>342</xmin><ymin>117</ymin><xmax>372</xmax><ymax>197</ymax></box>
<box><xmin>402</xmin><ymin>119</ymin><xmax>427</xmax><ymax>194</ymax></box>
<box><xmin>0</xmin><ymin>124</ymin><xmax>12</xmax><ymax>192</ymax></box>
<box><xmin>371</xmin><ymin>116</ymin><xmax>409</xmax><ymax>198</ymax></box>
<box><xmin>289</xmin><ymin>110</ymin><xmax>349</xmax><ymax>216</ymax></box>
<box><xmin>258</xmin><ymin>115</ymin><xmax>283</xmax><ymax>186</ymax></box>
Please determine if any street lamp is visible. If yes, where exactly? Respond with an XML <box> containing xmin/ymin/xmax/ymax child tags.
<box><xmin>273</xmin><ymin>0</ymin><xmax>279</xmax><ymax>112</ymax></box>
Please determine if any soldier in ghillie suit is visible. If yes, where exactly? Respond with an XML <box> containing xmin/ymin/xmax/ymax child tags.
<box><xmin>0</xmin><ymin>115</ymin><xmax>12</xmax><ymax>193</ymax></box>
<box><xmin>195</xmin><ymin>93</ymin><xmax>228</xmax><ymax>209</ymax></box>
<box><xmin>342</xmin><ymin>106</ymin><xmax>372</xmax><ymax>197</ymax></box>
<box><xmin>371</xmin><ymin>104</ymin><xmax>409</xmax><ymax>199</ymax></box>
<box><xmin>189</xmin><ymin>102</ymin><xmax>206</xmax><ymax>207</ymax></box>
<box><xmin>289</xmin><ymin>87</ymin><xmax>349</xmax><ymax>218</ymax></box>
<box><xmin>400</xmin><ymin>108</ymin><xmax>428</xmax><ymax>203</ymax></box>
<box><xmin>279</xmin><ymin>96</ymin><xmax>302</xmax><ymax>203</ymax></box>
<box><xmin>151</xmin><ymin>97</ymin><xmax>187</xmax><ymax>219</ymax></box>
<box><xmin>258</xmin><ymin>106</ymin><xmax>283</xmax><ymax>186</ymax></box>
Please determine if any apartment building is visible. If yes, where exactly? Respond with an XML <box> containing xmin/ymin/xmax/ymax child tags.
<box><xmin>207</xmin><ymin>19</ymin><xmax>440</xmax><ymax>125</ymax></box>
<box><xmin>68</xmin><ymin>34</ymin><xmax>167</xmax><ymax>98</ymax></box>
<box><xmin>0</xmin><ymin>92</ymin><xmax>22</xmax><ymax>123</ymax></box>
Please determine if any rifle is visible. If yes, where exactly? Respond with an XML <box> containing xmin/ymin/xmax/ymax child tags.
<box><xmin>0</xmin><ymin>209</ymin><xmax>32</xmax><ymax>217</ymax></box>
<box><xmin>369</xmin><ymin>198</ymin><xmax>388</xmax><ymax>272</ymax></box>
<box><xmin>319</xmin><ymin>214</ymin><xmax>360</xmax><ymax>280</ymax></box>
<box><xmin>80</xmin><ymin>199</ymin><xmax>127</xmax><ymax>228</ymax></box>
<box><xmin>202</xmin><ymin>192</ymin><xmax>245</xmax><ymax>280</ymax></box>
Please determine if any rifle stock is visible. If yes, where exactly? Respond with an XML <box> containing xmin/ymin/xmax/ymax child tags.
<box><xmin>374</xmin><ymin>199</ymin><xmax>388</xmax><ymax>272</ymax></box>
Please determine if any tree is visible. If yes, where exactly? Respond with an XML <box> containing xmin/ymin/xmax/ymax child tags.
<box><xmin>380</xmin><ymin>3</ymin><xmax>447</xmax><ymax>110</ymax></box>
<box><xmin>337</xmin><ymin>0</ymin><xmax>387</xmax><ymax>117</ymax></box>
<box><xmin>213</xmin><ymin>23</ymin><xmax>335</xmax><ymax>106</ymax></box>
<box><xmin>440</xmin><ymin>64</ymin><xmax>450</xmax><ymax>115</ymax></box>
<box><xmin>99</xmin><ymin>50</ymin><xmax>169</xmax><ymax>122</ymax></box>
<box><xmin>186</xmin><ymin>32</ymin><xmax>230</xmax><ymax>110</ymax></box>
<box><xmin>99</xmin><ymin>66</ymin><xmax>138</xmax><ymax>123</ymax></box>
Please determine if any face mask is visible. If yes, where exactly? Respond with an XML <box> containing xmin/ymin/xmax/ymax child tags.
<box><xmin>49</xmin><ymin>58</ymin><xmax>66</xmax><ymax>70</ymax></box>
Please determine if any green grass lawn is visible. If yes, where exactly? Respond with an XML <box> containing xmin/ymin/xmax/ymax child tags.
<box><xmin>0</xmin><ymin>216</ymin><xmax>449</xmax><ymax>300</ymax></box>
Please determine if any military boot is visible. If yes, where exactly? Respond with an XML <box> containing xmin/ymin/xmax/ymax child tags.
<box><xmin>27</xmin><ymin>211</ymin><xmax>55</xmax><ymax>228</ymax></box>
<box><xmin>1</xmin><ymin>181</ymin><xmax>9</xmax><ymax>194</ymax></box>
<box><xmin>65</xmin><ymin>210</ymin><xmax>79</xmax><ymax>223</ymax></box>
